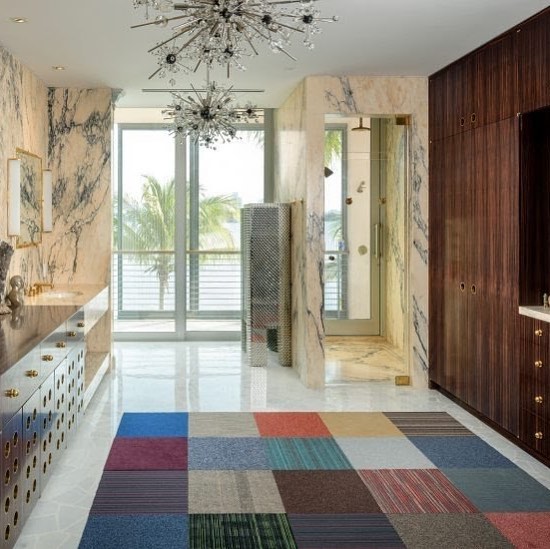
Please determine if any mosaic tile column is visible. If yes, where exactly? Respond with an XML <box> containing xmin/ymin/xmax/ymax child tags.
<box><xmin>241</xmin><ymin>204</ymin><xmax>291</xmax><ymax>367</ymax></box>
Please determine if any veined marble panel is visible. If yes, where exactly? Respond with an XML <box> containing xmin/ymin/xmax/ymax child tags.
<box><xmin>276</xmin><ymin>76</ymin><xmax>428</xmax><ymax>388</ymax></box>
<box><xmin>45</xmin><ymin>88</ymin><xmax>112</xmax><ymax>286</ymax></box>
<box><xmin>0</xmin><ymin>46</ymin><xmax>48</xmax><ymax>289</ymax></box>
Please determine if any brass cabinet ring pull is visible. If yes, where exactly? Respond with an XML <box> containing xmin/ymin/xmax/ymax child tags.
<box><xmin>535</xmin><ymin>329</ymin><xmax>543</xmax><ymax>337</ymax></box>
<box><xmin>67</xmin><ymin>331</ymin><xmax>77</xmax><ymax>338</ymax></box>
<box><xmin>26</xmin><ymin>370</ymin><xmax>39</xmax><ymax>378</ymax></box>
<box><xmin>535</xmin><ymin>360</ymin><xmax>543</xmax><ymax>368</ymax></box>
<box><xmin>535</xmin><ymin>396</ymin><xmax>543</xmax><ymax>404</ymax></box>
<box><xmin>460</xmin><ymin>282</ymin><xmax>466</xmax><ymax>292</ymax></box>
<box><xmin>470</xmin><ymin>284</ymin><xmax>476</xmax><ymax>294</ymax></box>
<box><xmin>535</xmin><ymin>432</ymin><xmax>543</xmax><ymax>440</ymax></box>
<box><xmin>471</xmin><ymin>113</ymin><xmax>477</xmax><ymax>123</ymax></box>
<box><xmin>77</xmin><ymin>322</ymin><xmax>85</xmax><ymax>328</ymax></box>
<box><xmin>56</xmin><ymin>341</ymin><xmax>66</xmax><ymax>348</ymax></box>
<box><xmin>42</xmin><ymin>355</ymin><xmax>54</xmax><ymax>362</ymax></box>
<box><xmin>5</xmin><ymin>389</ymin><xmax>20</xmax><ymax>398</ymax></box>
<box><xmin>460</xmin><ymin>117</ymin><xmax>465</xmax><ymax>127</ymax></box>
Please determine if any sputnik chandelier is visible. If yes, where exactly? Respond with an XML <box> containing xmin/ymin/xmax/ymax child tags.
<box><xmin>132</xmin><ymin>0</ymin><xmax>339</xmax><ymax>80</ymax></box>
<box><xmin>162</xmin><ymin>73</ymin><xmax>262</xmax><ymax>148</ymax></box>
<box><xmin>132</xmin><ymin>0</ymin><xmax>338</xmax><ymax>147</ymax></box>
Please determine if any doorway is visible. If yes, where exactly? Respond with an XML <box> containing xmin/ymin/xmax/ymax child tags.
<box><xmin>323</xmin><ymin>115</ymin><xmax>408</xmax><ymax>382</ymax></box>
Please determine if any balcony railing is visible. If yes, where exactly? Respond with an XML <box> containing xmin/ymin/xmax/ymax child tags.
<box><xmin>112</xmin><ymin>250</ymin><xmax>241</xmax><ymax>321</ymax></box>
<box><xmin>324</xmin><ymin>250</ymin><xmax>348</xmax><ymax>319</ymax></box>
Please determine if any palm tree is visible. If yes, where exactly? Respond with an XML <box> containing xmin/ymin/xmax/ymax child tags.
<box><xmin>116</xmin><ymin>175</ymin><xmax>239</xmax><ymax>311</ymax></box>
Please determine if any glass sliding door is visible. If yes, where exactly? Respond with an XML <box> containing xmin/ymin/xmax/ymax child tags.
<box><xmin>113</xmin><ymin>125</ymin><xmax>177</xmax><ymax>334</ymax></box>
<box><xmin>186</xmin><ymin>128</ymin><xmax>264</xmax><ymax>335</ymax></box>
<box><xmin>113</xmin><ymin>122</ymin><xmax>265</xmax><ymax>339</ymax></box>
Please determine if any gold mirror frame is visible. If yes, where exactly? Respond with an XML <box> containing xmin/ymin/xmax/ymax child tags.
<box><xmin>16</xmin><ymin>148</ymin><xmax>42</xmax><ymax>248</ymax></box>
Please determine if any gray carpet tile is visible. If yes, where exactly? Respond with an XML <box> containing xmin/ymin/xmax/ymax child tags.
<box><xmin>189</xmin><ymin>437</ymin><xmax>270</xmax><ymax>470</ymax></box>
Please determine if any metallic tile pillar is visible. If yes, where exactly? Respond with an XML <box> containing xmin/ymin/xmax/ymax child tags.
<box><xmin>241</xmin><ymin>204</ymin><xmax>291</xmax><ymax>367</ymax></box>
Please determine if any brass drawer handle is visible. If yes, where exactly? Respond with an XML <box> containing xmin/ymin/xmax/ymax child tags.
<box><xmin>26</xmin><ymin>370</ymin><xmax>39</xmax><ymax>378</ymax></box>
<box><xmin>42</xmin><ymin>355</ymin><xmax>54</xmax><ymax>362</ymax></box>
<box><xmin>460</xmin><ymin>117</ymin><xmax>465</xmax><ymax>127</ymax></box>
<box><xmin>535</xmin><ymin>360</ymin><xmax>543</xmax><ymax>369</ymax></box>
<box><xmin>470</xmin><ymin>284</ymin><xmax>476</xmax><ymax>295</ymax></box>
<box><xmin>535</xmin><ymin>396</ymin><xmax>544</xmax><ymax>404</ymax></box>
<box><xmin>470</xmin><ymin>113</ymin><xmax>477</xmax><ymax>123</ymax></box>
<box><xmin>67</xmin><ymin>331</ymin><xmax>77</xmax><ymax>338</ymax></box>
<box><xmin>5</xmin><ymin>389</ymin><xmax>20</xmax><ymax>398</ymax></box>
<box><xmin>56</xmin><ymin>341</ymin><xmax>66</xmax><ymax>348</ymax></box>
<box><xmin>535</xmin><ymin>329</ymin><xmax>543</xmax><ymax>337</ymax></box>
<box><xmin>77</xmin><ymin>322</ymin><xmax>85</xmax><ymax>328</ymax></box>
<box><xmin>535</xmin><ymin>432</ymin><xmax>543</xmax><ymax>440</ymax></box>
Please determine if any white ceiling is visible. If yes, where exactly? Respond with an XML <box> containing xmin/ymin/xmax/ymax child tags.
<box><xmin>0</xmin><ymin>0</ymin><xmax>548</xmax><ymax>108</ymax></box>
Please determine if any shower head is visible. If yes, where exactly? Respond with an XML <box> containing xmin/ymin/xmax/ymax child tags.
<box><xmin>351</xmin><ymin>117</ymin><xmax>371</xmax><ymax>132</ymax></box>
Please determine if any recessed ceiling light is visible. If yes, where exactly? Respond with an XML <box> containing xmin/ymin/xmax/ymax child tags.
<box><xmin>10</xmin><ymin>17</ymin><xmax>28</xmax><ymax>23</ymax></box>
<box><xmin>52</xmin><ymin>66</ymin><xmax>66</xmax><ymax>71</ymax></box>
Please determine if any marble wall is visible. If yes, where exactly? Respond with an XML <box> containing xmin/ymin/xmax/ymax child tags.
<box><xmin>46</xmin><ymin>88</ymin><xmax>112</xmax><ymax>286</ymax></box>
<box><xmin>275</xmin><ymin>76</ymin><xmax>428</xmax><ymax>387</ymax></box>
<box><xmin>0</xmin><ymin>46</ymin><xmax>48</xmax><ymax>285</ymax></box>
<box><xmin>0</xmin><ymin>46</ymin><xmax>112</xmax><ymax>295</ymax></box>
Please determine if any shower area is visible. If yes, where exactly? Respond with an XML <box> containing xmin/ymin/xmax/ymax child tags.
<box><xmin>323</xmin><ymin>115</ymin><xmax>408</xmax><ymax>383</ymax></box>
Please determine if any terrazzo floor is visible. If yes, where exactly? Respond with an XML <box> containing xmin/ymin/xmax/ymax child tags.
<box><xmin>13</xmin><ymin>341</ymin><xmax>550</xmax><ymax>549</ymax></box>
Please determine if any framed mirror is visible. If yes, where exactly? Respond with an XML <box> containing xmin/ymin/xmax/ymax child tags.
<box><xmin>16</xmin><ymin>148</ymin><xmax>42</xmax><ymax>248</ymax></box>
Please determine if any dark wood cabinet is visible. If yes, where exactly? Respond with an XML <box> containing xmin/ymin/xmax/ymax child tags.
<box><xmin>519</xmin><ymin>316</ymin><xmax>550</xmax><ymax>454</ymax></box>
<box><xmin>518</xmin><ymin>8</ymin><xmax>550</xmax><ymax>113</ymax></box>
<box><xmin>429</xmin><ymin>32</ymin><xmax>517</xmax><ymax>143</ymax></box>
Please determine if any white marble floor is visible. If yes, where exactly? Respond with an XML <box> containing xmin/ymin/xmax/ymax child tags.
<box><xmin>14</xmin><ymin>342</ymin><xmax>550</xmax><ymax>549</ymax></box>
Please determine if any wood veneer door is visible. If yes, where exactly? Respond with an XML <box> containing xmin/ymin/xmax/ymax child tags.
<box><xmin>473</xmin><ymin>118</ymin><xmax>520</xmax><ymax>433</ymax></box>
<box><xmin>518</xmin><ymin>8</ymin><xmax>550</xmax><ymax>113</ymax></box>
<box><xmin>472</xmin><ymin>33</ymin><xmax>518</xmax><ymax>128</ymax></box>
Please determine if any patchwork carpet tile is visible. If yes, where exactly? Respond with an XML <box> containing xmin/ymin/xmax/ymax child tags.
<box><xmin>266</xmin><ymin>437</ymin><xmax>352</xmax><ymax>470</ymax></box>
<box><xmin>79</xmin><ymin>412</ymin><xmax>550</xmax><ymax>548</ymax></box>
<box><xmin>188</xmin><ymin>471</ymin><xmax>285</xmax><ymax>514</ymax></box>
<box><xmin>320</xmin><ymin>412</ymin><xmax>404</xmax><ymax>437</ymax></box>
<box><xmin>383</xmin><ymin>412</ymin><xmax>474</xmax><ymax>436</ymax></box>
<box><xmin>90</xmin><ymin>471</ymin><xmax>188</xmax><ymax>515</ymax></box>
<box><xmin>189</xmin><ymin>412</ymin><xmax>260</xmax><ymax>437</ymax></box>
<box><xmin>409</xmin><ymin>435</ymin><xmax>516</xmax><ymax>468</ymax></box>
<box><xmin>442</xmin><ymin>468</ymin><xmax>550</xmax><ymax>512</ymax></box>
<box><xmin>388</xmin><ymin>513</ymin><xmax>514</xmax><ymax>549</ymax></box>
<box><xmin>335</xmin><ymin>437</ymin><xmax>436</xmax><ymax>469</ymax></box>
<box><xmin>485</xmin><ymin>512</ymin><xmax>550</xmax><ymax>548</ymax></box>
<box><xmin>254</xmin><ymin>412</ymin><xmax>331</xmax><ymax>437</ymax></box>
<box><xmin>358</xmin><ymin>469</ymin><xmax>478</xmax><ymax>513</ymax></box>
<box><xmin>79</xmin><ymin>515</ymin><xmax>188</xmax><ymax>549</ymax></box>
<box><xmin>116</xmin><ymin>412</ymin><xmax>188</xmax><ymax>437</ymax></box>
<box><xmin>189</xmin><ymin>437</ymin><xmax>270</xmax><ymax>470</ymax></box>
<box><xmin>289</xmin><ymin>514</ymin><xmax>406</xmax><ymax>548</ymax></box>
<box><xmin>273</xmin><ymin>470</ymin><xmax>382</xmax><ymax>514</ymax></box>
<box><xmin>189</xmin><ymin>514</ymin><xmax>297</xmax><ymax>549</ymax></box>
<box><xmin>104</xmin><ymin>437</ymin><xmax>188</xmax><ymax>470</ymax></box>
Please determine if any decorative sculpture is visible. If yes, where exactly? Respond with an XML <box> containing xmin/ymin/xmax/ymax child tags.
<box><xmin>7</xmin><ymin>275</ymin><xmax>25</xmax><ymax>309</ymax></box>
<box><xmin>0</xmin><ymin>240</ymin><xmax>14</xmax><ymax>314</ymax></box>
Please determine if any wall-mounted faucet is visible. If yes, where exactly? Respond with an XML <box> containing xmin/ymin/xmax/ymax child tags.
<box><xmin>357</xmin><ymin>181</ymin><xmax>366</xmax><ymax>193</ymax></box>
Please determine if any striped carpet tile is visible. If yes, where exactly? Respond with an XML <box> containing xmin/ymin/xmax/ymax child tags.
<box><xmin>90</xmin><ymin>470</ymin><xmax>188</xmax><ymax>514</ymax></box>
<box><xmin>384</xmin><ymin>412</ymin><xmax>474</xmax><ymax>436</ymax></box>
<box><xmin>358</xmin><ymin>469</ymin><xmax>479</xmax><ymax>513</ymax></box>
<box><xmin>288</xmin><ymin>514</ymin><xmax>406</xmax><ymax>548</ymax></box>
<box><xmin>189</xmin><ymin>514</ymin><xmax>297</xmax><ymax>549</ymax></box>
<box><xmin>266</xmin><ymin>438</ymin><xmax>352</xmax><ymax>470</ymax></box>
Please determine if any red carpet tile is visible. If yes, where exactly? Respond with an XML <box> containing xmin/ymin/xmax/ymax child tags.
<box><xmin>105</xmin><ymin>437</ymin><xmax>188</xmax><ymax>471</ymax></box>
<box><xmin>254</xmin><ymin>412</ymin><xmax>331</xmax><ymax>437</ymax></box>
<box><xmin>485</xmin><ymin>512</ymin><xmax>550</xmax><ymax>548</ymax></box>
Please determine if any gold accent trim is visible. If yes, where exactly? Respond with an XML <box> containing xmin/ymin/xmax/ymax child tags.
<box><xmin>395</xmin><ymin>375</ymin><xmax>410</xmax><ymax>386</ymax></box>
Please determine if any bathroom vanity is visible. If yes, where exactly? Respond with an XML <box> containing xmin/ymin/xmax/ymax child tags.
<box><xmin>0</xmin><ymin>285</ymin><xmax>109</xmax><ymax>548</ymax></box>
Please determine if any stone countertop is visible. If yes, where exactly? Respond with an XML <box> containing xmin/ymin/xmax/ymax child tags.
<box><xmin>519</xmin><ymin>305</ymin><xmax>550</xmax><ymax>323</ymax></box>
<box><xmin>25</xmin><ymin>284</ymin><xmax>108</xmax><ymax>307</ymax></box>
<box><xmin>0</xmin><ymin>304</ymin><xmax>79</xmax><ymax>375</ymax></box>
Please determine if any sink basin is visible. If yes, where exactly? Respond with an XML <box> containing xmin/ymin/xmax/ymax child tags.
<box><xmin>42</xmin><ymin>290</ymin><xmax>83</xmax><ymax>299</ymax></box>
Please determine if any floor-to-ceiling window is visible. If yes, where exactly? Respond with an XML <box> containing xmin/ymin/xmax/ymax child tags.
<box><xmin>113</xmin><ymin>122</ymin><xmax>265</xmax><ymax>339</ymax></box>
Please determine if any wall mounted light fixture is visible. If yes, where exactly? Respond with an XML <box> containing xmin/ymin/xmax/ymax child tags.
<box><xmin>42</xmin><ymin>169</ymin><xmax>53</xmax><ymax>232</ymax></box>
<box><xmin>7</xmin><ymin>158</ymin><xmax>21</xmax><ymax>236</ymax></box>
